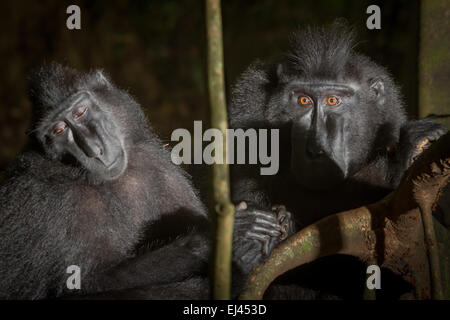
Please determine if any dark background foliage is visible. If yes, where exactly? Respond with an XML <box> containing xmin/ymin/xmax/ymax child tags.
<box><xmin>0</xmin><ymin>0</ymin><xmax>421</xmax><ymax>171</ymax></box>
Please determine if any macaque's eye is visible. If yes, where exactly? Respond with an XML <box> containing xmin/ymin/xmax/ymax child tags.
<box><xmin>73</xmin><ymin>105</ymin><xmax>88</xmax><ymax>120</ymax></box>
<box><xmin>327</xmin><ymin>96</ymin><xmax>341</xmax><ymax>106</ymax></box>
<box><xmin>52</xmin><ymin>122</ymin><xmax>67</xmax><ymax>135</ymax></box>
<box><xmin>298</xmin><ymin>95</ymin><xmax>313</xmax><ymax>106</ymax></box>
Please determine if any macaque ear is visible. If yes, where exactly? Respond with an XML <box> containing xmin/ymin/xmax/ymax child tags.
<box><xmin>276</xmin><ymin>63</ymin><xmax>284</xmax><ymax>79</ymax></box>
<box><xmin>369</xmin><ymin>78</ymin><xmax>385</xmax><ymax>104</ymax></box>
<box><xmin>95</xmin><ymin>70</ymin><xmax>111</xmax><ymax>87</ymax></box>
<box><xmin>274</xmin><ymin>62</ymin><xmax>290</xmax><ymax>84</ymax></box>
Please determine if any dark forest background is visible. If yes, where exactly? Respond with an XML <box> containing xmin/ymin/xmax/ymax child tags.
<box><xmin>0</xmin><ymin>0</ymin><xmax>422</xmax><ymax>171</ymax></box>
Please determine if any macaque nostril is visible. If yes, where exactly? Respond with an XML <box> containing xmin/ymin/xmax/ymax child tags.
<box><xmin>99</xmin><ymin>149</ymin><xmax>103</xmax><ymax>156</ymax></box>
<box><xmin>306</xmin><ymin>146</ymin><xmax>325</xmax><ymax>158</ymax></box>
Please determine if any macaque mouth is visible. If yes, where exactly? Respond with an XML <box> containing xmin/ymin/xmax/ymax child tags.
<box><xmin>105</xmin><ymin>156</ymin><xmax>120</xmax><ymax>169</ymax></box>
<box><xmin>92</xmin><ymin>146</ymin><xmax>124</xmax><ymax>168</ymax></box>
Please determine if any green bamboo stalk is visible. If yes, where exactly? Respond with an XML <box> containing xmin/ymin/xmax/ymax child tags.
<box><xmin>205</xmin><ymin>0</ymin><xmax>235</xmax><ymax>300</ymax></box>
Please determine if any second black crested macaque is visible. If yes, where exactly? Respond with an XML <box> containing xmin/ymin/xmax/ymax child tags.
<box><xmin>228</xmin><ymin>22</ymin><xmax>448</xmax><ymax>299</ymax></box>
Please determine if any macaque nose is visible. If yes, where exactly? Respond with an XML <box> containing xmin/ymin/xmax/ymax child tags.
<box><xmin>306</xmin><ymin>140</ymin><xmax>325</xmax><ymax>158</ymax></box>
<box><xmin>307</xmin><ymin>148</ymin><xmax>325</xmax><ymax>158</ymax></box>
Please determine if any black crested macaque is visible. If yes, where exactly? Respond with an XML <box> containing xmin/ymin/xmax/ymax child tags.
<box><xmin>0</xmin><ymin>63</ymin><xmax>285</xmax><ymax>299</ymax></box>
<box><xmin>228</xmin><ymin>22</ymin><xmax>448</xmax><ymax>299</ymax></box>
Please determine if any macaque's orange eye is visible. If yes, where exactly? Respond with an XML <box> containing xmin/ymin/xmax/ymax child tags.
<box><xmin>52</xmin><ymin>122</ymin><xmax>67</xmax><ymax>135</ymax></box>
<box><xmin>327</xmin><ymin>96</ymin><xmax>340</xmax><ymax>106</ymax></box>
<box><xmin>73</xmin><ymin>105</ymin><xmax>88</xmax><ymax>119</ymax></box>
<box><xmin>298</xmin><ymin>96</ymin><xmax>312</xmax><ymax>106</ymax></box>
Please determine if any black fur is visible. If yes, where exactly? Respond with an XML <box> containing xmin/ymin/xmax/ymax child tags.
<box><xmin>0</xmin><ymin>63</ymin><xmax>289</xmax><ymax>300</ymax></box>
<box><xmin>0</xmin><ymin>63</ymin><xmax>211</xmax><ymax>299</ymax></box>
<box><xmin>228</xmin><ymin>22</ymin><xmax>448</xmax><ymax>298</ymax></box>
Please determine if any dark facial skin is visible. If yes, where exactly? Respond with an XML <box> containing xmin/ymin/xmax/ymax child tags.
<box><xmin>289</xmin><ymin>83</ymin><xmax>356</xmax><ymax>189</ymax></box>
<box><xmin>287</xmin><ymin>80</ymin><xmax>383</xmax><ymax>190</ymax></box>
<box><xmin>43</xmin><ymin>91</ymin><xmax>127</xmax><ymax>181</ymax></box>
